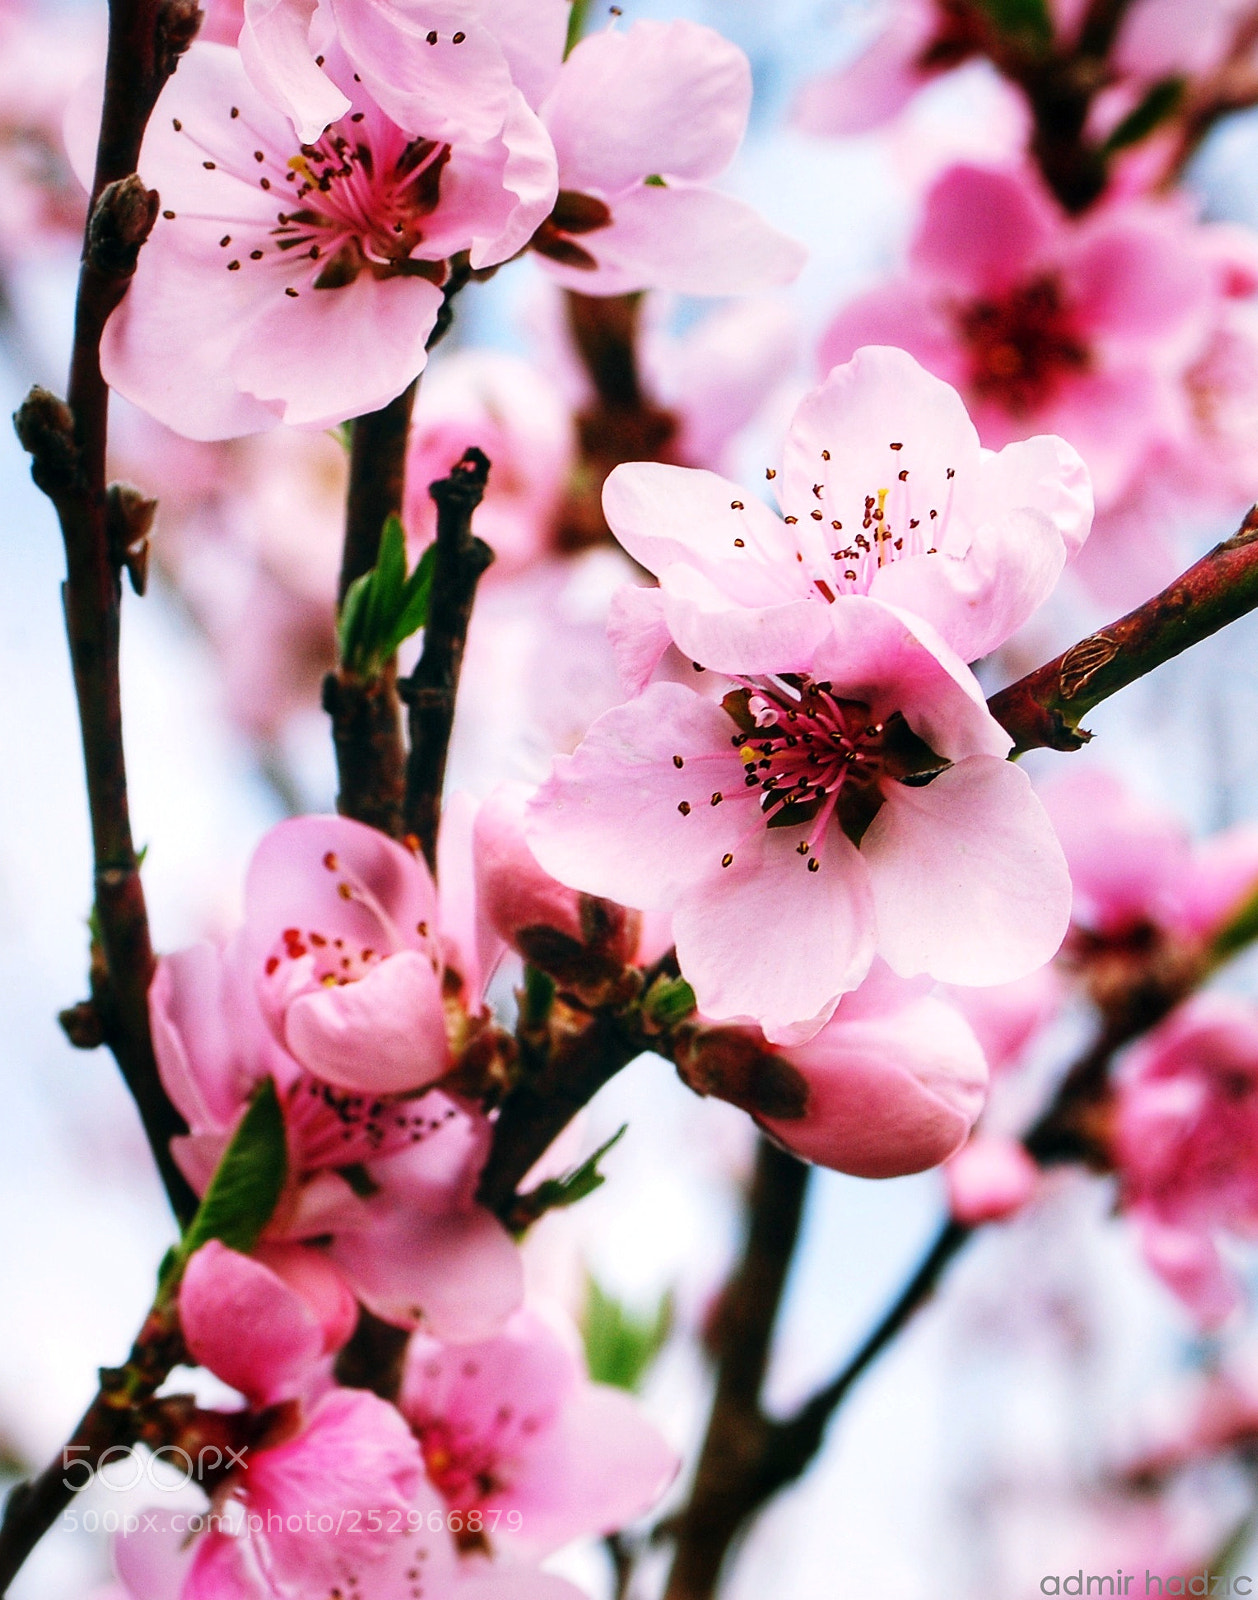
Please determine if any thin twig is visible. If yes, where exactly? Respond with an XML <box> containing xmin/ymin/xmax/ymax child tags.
<box><xmin>13</xmin><ymin>0</ymin><xmax>201</xmax><ymax>1225</ymax></box>
<box><xmin>399</xmin><ymin>448</ymin><xmax>494</xmax><ymax>871</ymax></box>
<box><xmin>988</xmin><ymin>505</ymin><xmax>1258</xmax><ymax>756</ymax></box>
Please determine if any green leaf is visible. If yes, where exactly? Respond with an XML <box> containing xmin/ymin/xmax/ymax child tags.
<box><xmin>512</xmin><ymin>1125</ymin><xmax>627</xmax><ymax>1233</ymax></box>
<box><xmin>1210</xmin><ymin>880</ymin><xmax>1258</xmax><ymax>964</ymax></box>
<box><xmin>564</xmin><ymin>0</ymin><xmax>593</xmax><ymax>57</ymax></box>
<box><xmin>160</xmin><ymin>1079</ymin><xmax>287</xmax><ymax>1297</ymax></box>
<box><xmin>972</xmin><ymin>0</ymin><xmax>1052</xmax><ymax>49</ymax></box>
<box><xmin>337</xmin><ymin>517</ymin><xmax>436</xmax><ymax>678</ymax></box>
<box><xmin>582</xmin><ymin>1278</ymin><xmax>672</xmax><ymax>1392</ymax></box>
<box><xmin>1102</xmin><ymin>77</ymin><xmax>1185</xmax><ymax>154</ymax></box>
<box><xmin>643</xmin><ymin>174</ymin><xmax>666</xmax><ymax>187</ymax></box>
<box><xmin>643</xmin><ymin>975</ymin><xmax>696</xmax><ymax>1028</ymax></box>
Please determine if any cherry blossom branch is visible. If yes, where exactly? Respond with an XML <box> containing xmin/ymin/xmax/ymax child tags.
<box><xmin>662</xmin><ymin>1137</ymin><xmax>810</xmax><ymax>1600</ymax></box>
<box><xmin>0</xmin><ymin>1300</ymin><xmax>183</xmax><ymax>1596</ymax></box>
<box><xmin>557</xmin><ymin>291</ymin><xmax>678</xmax><ymax>551</ymax></box>
<box><xmin>399</xmin><ymin>448</ymin><xmax>494</xmax><ymax>870</ymax></box>
<box><xmin>12</xmin><ymin>0</ymin><xmax>201</xmax><ymax>1227</ymax></box>
<box><xmin>988</xmin><ymin>505</ymin><xmax>1258</xmax><ymax>757</ymax></box>
<box><xmin>323</xmin><ymin>383</ymin><xmax>419</xmax><ymax>839</ymax></box>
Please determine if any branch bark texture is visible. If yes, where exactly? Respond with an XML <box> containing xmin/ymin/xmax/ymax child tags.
<box><xmin>13</xmin><ymin>0</ymin><xmax>201</xmax><ymax>1225</ymax></box>
<box><xmin>989</xmin><ymin>505</ymin><xmax>1258</xmax><ymax>756</ymax></box>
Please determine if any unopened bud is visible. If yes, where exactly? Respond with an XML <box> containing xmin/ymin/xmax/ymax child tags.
<box><xmin>87</xmin><ymin>175</ymin><xmax>159</xmax><ymax>277</ymax></box>
<box><xmin>106</xmin><ymin>481</ymin><xmax>157</xmax><ymax>595</ymax></box>
<box><xmin>14</xmin><ymin>386</ymin><xmax>80</xmax><ymax>496</ymax></box>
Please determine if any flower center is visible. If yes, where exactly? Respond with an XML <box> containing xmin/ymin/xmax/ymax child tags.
<box><xmin>284</xmin><ymin>1075</ymin><xmax>457</xmax><ymax>1170</ymax></box>
<box><xmin>272</xmin><ymin>124</ymin><xmax>451</xmax><ymax>286</ymax></box>
<box><xmin>724</xmin><ymin>678</ymin><xmax>943</xmax><ymax>851</ymax></box>
<box><xmin>957</xmin><ymin>273</ymin><xmax>1090</xmax><ymax>413</ymax></box>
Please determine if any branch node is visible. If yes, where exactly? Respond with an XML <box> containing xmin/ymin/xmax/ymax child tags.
<box><xmin>106</xmin><ymin>482</ymin><xmax>157</xmax><ymax>595</ymax></box>
<box><xmin>59</xmin><ymin>1000</ymin><xmax>105</xmax><ymax>1051</ymax></box>
<box><xmin>87</xmin><ymin>175</ymin><xmax>160</xmax><ymax>278</ymax></box>
<box><xmin>155</xmin><ymin>0</ymin><xmax>203</xmax><ymax>76</ymax></box>
<box><xmin>13</xmin><ymin>386</ymin><xmax>81</xmax><ymax>497</ymax></box>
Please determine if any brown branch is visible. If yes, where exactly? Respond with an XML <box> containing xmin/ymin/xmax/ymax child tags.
<box><xmin>988</xmin><ymin>505</ymin><xmax>1258</xmax><ymax>757</ymax></box>
<box><xmin>399</xmin><ymin>448</ymin><xmax>494</xmax><ymax>871</ymax></box>
<box><xmin>663</xmin><ymin>1139</ymin><xmax>811</xmax><ymax>1600</ymax></box>
<box><xmin>323</xmin><ymin>382</ymin><xmax>419</xmax><ymax>839</ymax></box>
<box><xmin>0</xmin><ymin>1301</ymin><xmax>183</xmax><ymax>1596</ymax></box>
<box><xmin>13</xmin><ymin>0</ymin><xmax>201</xmax><ymax>1226</ymax></box>
<box><xmin>556</xmin><ymin>291</ymin><xmax>678</xmax><ymax>552</ymax></box>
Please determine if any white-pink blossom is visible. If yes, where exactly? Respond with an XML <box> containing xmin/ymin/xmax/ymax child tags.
<box><xmin>526</xmin><ymin>349</ymin><xmax>1078</xmax><ymax>1041</ymax></box>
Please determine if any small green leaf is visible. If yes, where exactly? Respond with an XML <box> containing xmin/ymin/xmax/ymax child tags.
<box><xmin>1102</xmin><ymin>78</ymin><xmax>1185</xmax><ymax>154</ymax></box>
<box><xmin>564</xmin><ymin>0</ymin><xmax>592</xmax><ymax>57</ymax></box>
<box><xmin>972</xmin><ymin>0</ymin><xmax>1052</xmax><ymax>49</ymax></box>
<box><xmin>512</xmin><ymin>1126</ymin><xmax>627</xmax><ymax>1233</ymax></box>
<box><xmin>337</xmin><ymin>518</ymin><xmax>436</xmax><ymax>677</ymax></box>
<box><xmin>161</xmin><ymin>1079</ymin><xmax>287</xmax><ymax>1297</ymax></box>
<box><xmin>521</xmin><ymin>964</ymin><xmax>557</xmax><ymax>1030</ymax></box>
<box><xmin>1210</xmin><ymin>880</ymin><xmax>1258</xmax><ymax>964</ymax></box>
<box><xmin>644</xmin><ymin>975</ymin><xmax>696</xmax><ymax>1028</ymax></box>
<box><xmin>643</xmin><ymin>174</ymin><xmax>666</xmax><ymax>187</ymax></box>
<box><xmin>582</xmin><ymin>1278</ymin><xmax>672</xmax><ymax>1392</ymax></box>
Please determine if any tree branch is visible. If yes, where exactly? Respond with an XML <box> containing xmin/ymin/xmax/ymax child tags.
<box><xmin>323</xmin><ymin>383</ymin><xmax>419</xmax><ymax>838</ymax></box>
<box><xmin>399</xmin><ymin>448</ymin><xmax>494</xmax><ymax>871</ymax></box>
<box><xmin>13</xmin><ymin>0</ymin><xmax>201</xmax><ymax>1226</ymax></box>
<box><xmin>0</xmin><ymin>1301</ymin><xmax>183</xmax><ymax>1595</ymax></box>
<box><xmin>663</xmin><ymin>1139</ymin><xmax>810</xmax><ymax>1600</ymax></box>
<box><xmin>988</xmin><ymin>505</ymin><xmax>1258</xmax><ymax>756</ymax></box>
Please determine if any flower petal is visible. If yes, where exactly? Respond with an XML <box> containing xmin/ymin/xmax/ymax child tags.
<box><xmin>284</xmin><ymin>948</ymin><xmax>450</xmax><ymax>1093</ymax></box>
<box><xmin>525</xmin><ymin>682</ymin><xmax>750</xmax><ymax>911</ymax></box>
<box><xmin>862</xmin><ymin>755</ymin><xmax>1071</xmax><ymax>984</ymax></box>
<box><xmin>673</xmin><ymin>822</ymin><xmax>876</xmax><ymax>1043</ymax></box>
<box><xmin>543</xmin><ymin>20</ymin><xmax>750</xmax><ymax>191</ymax></box>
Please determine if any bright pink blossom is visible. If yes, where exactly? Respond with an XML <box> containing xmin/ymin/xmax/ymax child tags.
<box><xmin>758</xmin><ymin>963</ymin><xmax>989</xmax><ymax>1177</ymax></box>
<box><xmin>1115</xmin><ymin>995</ymin><xmax>1258</xmax><ymax>1327</ymax></box>
<box><xmin>531</xmin><ymin>20</ymin><xmax>805</xmax><ymax>296</ymax></box>
<box><xmin>820</xmin><ymin>164</ymin><xmax>1223</xmax><ymax>508</ymax></box>
<box><xmin>1042</xmin><ymin>768</ymin><xmax>1258</xmax><ymax>946</ymax></box>
<box><xmin>400</xmin><ymin>1302</ymin><xmax>677</xmax><ymax>1553</ymax></box>
<box><xmin>96</xmin><ymin>40</ymin><xmax>556</xmax><ymax>438</ymax></box>
<box><xmin>946</xmin><ymin>1133</ymin><xmax>1039</xmax><ymax>1223</ymax></box>
<box><xmin>151</xmin><ymin>815</ymin><xmax>522</xmax><ymax>1339</ymax></box>
<box><xmin>526</xmin><ymin>349</ymin><xmax>1076</xmax><ymax>1041</ymax></box>
<box><xmin>180</xmin><ymin>1240</ymin><xmax>354</xmax><ymax>1403</ymax></box>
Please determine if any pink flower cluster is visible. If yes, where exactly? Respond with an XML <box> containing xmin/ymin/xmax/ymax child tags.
<box><xmin>90</xmin><ymin>3</ymin><xmax>803</xmax><ymax>438</ymax></box>
<box><xmin>134</xmin><ymin>809</ymin><xmax>677</xmax><ymax>1597</ymax></box>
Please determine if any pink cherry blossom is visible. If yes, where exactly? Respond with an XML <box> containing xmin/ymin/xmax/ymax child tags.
<box><xmin>179</xmin><ymin>1240</ymin><xmax>354</xmax><ymax>1404</ymax></box>
<box><xmin>180</xmin><ymin>1387</ymin><xmax>425</xmax><ymax>1600</ymax></box>
<box><xmin>528</xmin><ymin>349</ymin><xmax>1076</xmax><ymax>1040</ymax></box>
<box><xmin>1114</xmin><ymin>995</ymin><xmax>1258</xmax><ymax>1327</ymax></box>
<box><xmin>399</xmin><ymin>1301</ymin><xmax>677</xmax><ymax>1553</ymax></box>
<box><xmin>758</xmin><ymin>963</ymin><xmax>989</xmax><ymax>1177</ymax></box>
<box><xmin>531</xmin><ymin>19</ymin><xmax>805</xmax><ymax>296</ymax></box>
<box><xmin>944</xmin><ymin>966</ymin><xmax>1064</xmax><ymax>1076</ymax></box>
<box><xmin>239</xmin><ymin>0</ymin><xmax>569</xmax><ymax>147</ymax></box>
<box><xmin>793</xmin><ymin>0</ymin><xmax>950</xmax><ymax>139</ymax></box>
<box><xmin>150</xmin><ymin>816</ymin><xmax>523</xmax><ymax>1339</ymax></box>
<box><xmin>1042</xmin><ymin>768</ymin><xmax>1258</xmax><ymax>946</ymax></box>
<box><xmin>946</xmin><ymin>1133</ymin><xmax>1039</xmax><ymax>1223</ymax></box>
<box><xmin>97</xmin><ymin>40</ymin><xmax>557</xmax><ymax>438</ymax></box>
<box><xmin>819</xmin><ymin>164</ymin><xmax>1224</xmax><ymax>509</ymax></box>
<box><xmin>601</xmin><ymin>346</ymin><xmax>1091</xmax><ymax>685</ymax></box>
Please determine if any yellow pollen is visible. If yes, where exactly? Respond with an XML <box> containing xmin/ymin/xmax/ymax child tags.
<box><xmin>287</xmin><ymin>154</ymin><xmax>316</xmax><ymax>182</ymax></box>
<box><xmin>875</xmin><ymin>488</ymin><xmax>891</xmax><ymax>566</ymax></box>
